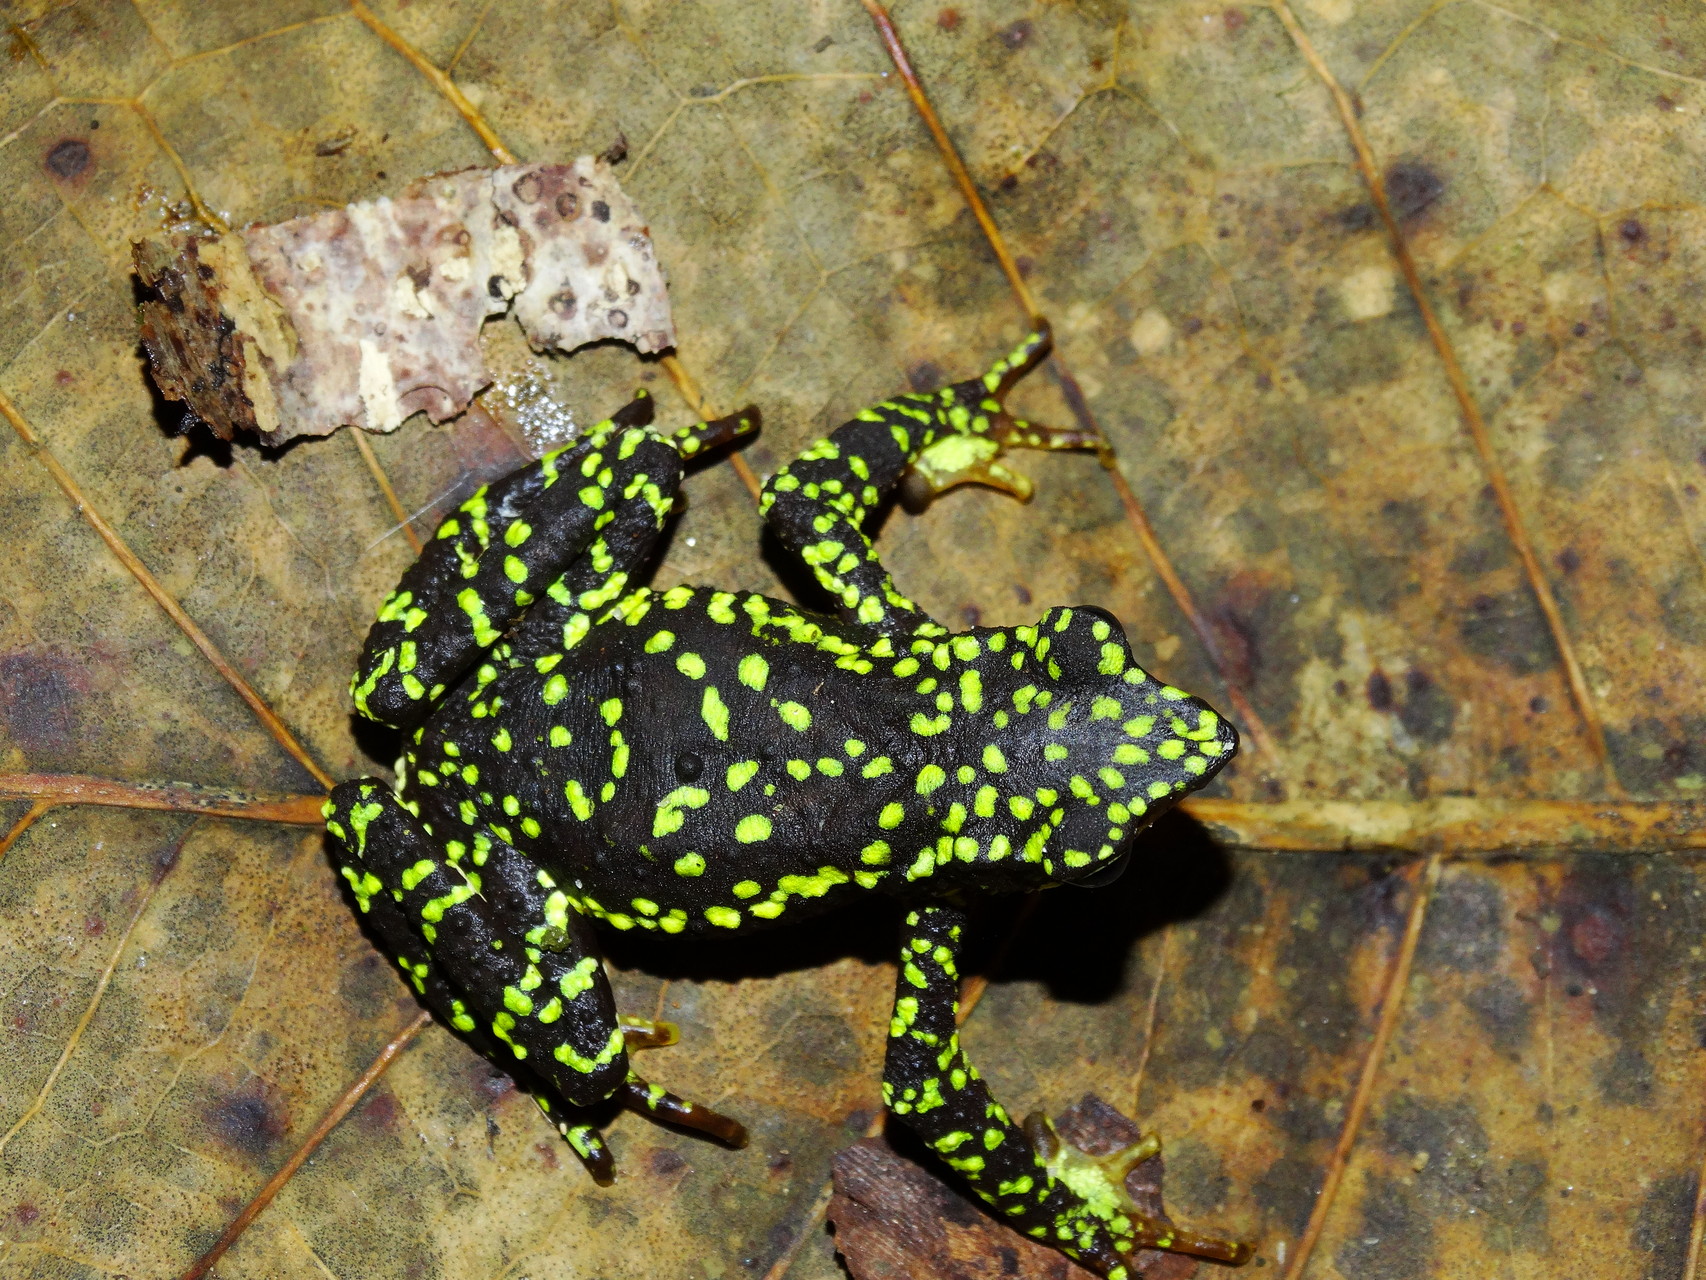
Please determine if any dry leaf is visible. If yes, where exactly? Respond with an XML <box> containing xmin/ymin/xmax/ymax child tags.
<box><xmin>134</xmin><ymin>158</ymin><xmax>673</xmax><ymax>443</ymax></box>
<box><xmin>2</xmin><ymin>3</ymin><xmax>1704</xmax><ymax>1279</ymax></box>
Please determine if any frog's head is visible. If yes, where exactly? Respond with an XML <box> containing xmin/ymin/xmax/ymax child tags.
<box><xmin>998</xmin><ymin>605</ymin><xmax>1237</xmax><ymax>888</ymax></box>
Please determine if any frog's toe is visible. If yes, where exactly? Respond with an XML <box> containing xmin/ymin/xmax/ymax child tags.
<box><xmin>990</xmin><ymin>414</ymin><xmax>1103</xmax><ymax>454</ymax></box>
<box><xmin>619</xmin><ymin>1071</ymin><xmax>747</xmax><ymax>1148</ymax></box>
<box><xmin>536</xmin><ymin>1095</ymin><xmax>617</xmax><ymax>1185</ymax></box>
<box><xmin>618</xmin><ymin>1015</ymin><xmax>680</xmax><ymax>1051</ymax></box>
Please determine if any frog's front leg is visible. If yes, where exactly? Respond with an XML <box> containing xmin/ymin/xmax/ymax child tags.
<box><xmin>884</xmin><ymin>904</ymin><xmax>1251</xmax><ymax>1276</ymax></box>
<box><xmin>759</xmin><ymin>325</ymin><xmax>1081</xmax><ymax>635</ymax></box>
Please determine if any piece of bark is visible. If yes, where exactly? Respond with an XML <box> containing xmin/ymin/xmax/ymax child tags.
<box><xmin>134</xmin><ymin>158</ymin><xmax>673</xmax><ymax>444</ymax></box>
<box><xmin>829</xmin><ymin>1095</ymin><xmax>1203</xmax><ymax>1280</ymax></box>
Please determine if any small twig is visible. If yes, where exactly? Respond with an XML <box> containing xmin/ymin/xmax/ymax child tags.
<box><xmin>1281</xmin><ymin>854</ymin><xmax>1441</xmax><ymax>1280</ymax></box>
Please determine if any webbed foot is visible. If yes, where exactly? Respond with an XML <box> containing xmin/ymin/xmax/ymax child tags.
<box><xmin>1025</xmin><ymin>1112</ymin><xmax>1254</xmax><ymax>1267</ymax></box>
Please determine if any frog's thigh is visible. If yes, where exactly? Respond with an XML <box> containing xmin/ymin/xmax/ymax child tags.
<box><xmin>326</xmin><ymin>781</ymin><xmax>629</xmax><ymax>1107</ymax></box>
<box><xmin>882</xmin><ymin>904</ymin><xmax>1129</xmax><ymax>1272</ymax></box>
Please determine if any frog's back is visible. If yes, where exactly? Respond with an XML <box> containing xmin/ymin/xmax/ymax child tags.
<box><xmin>408</xmin><ymin>585</ymin><xmax>924</xmax><ymax>936</ymax></box>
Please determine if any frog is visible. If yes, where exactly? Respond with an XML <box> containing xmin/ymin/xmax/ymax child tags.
<box><xmin>323</xmin><ymin>324</ymin><xmax>1251</xmax><ymax>1275</ymax></box>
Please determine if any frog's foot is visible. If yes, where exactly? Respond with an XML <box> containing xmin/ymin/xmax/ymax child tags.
<box><xmin>618</xmin><ymin>1015</ymin><xmax>680</xmax><ymax>1051</ymax></box>
<box><xmin>1024</xmin><ymin>1112</ymin><xmax>1254</xmax><ymax>1267</ymax></box>
<box><xmin>618</xmin><ymin>1070</ymin><xmax>748</xmax><ymax>1147</ymax></box>
<box><xmin>900</xmin><ymin>416</ymin><xmax>1104</xmax><ymax>508</ymax></box>
<box><xmin>671</xmin><ymin>404</ymin><xmax>760</xmax><ymax>460</ymax></box>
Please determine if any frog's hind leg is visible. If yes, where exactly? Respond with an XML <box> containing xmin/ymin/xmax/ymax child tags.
<box><xmin>883</xmin><ymin>903</ymin><xmax>1252</xmax><ymax>1275</ymax></box>
<box><xmin>325</xmin><ymin>781</ymin><xmax>511</xmax><ymax>1063</ymax></box>
<box><xmin>324</xmin><ymin>779</ymin><xmax>632</xmax><ymax>1123</ymax></box>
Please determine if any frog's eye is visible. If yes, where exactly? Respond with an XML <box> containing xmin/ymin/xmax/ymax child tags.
<box><xmin>674</xmin><ymin>751</ymin><xmax>704</xmax><ymax>783</ymax></box>
<box><xmin>1030</xmin><ymin>605</ymin><xmax>1129</xmax><ymax>682</ymax></box>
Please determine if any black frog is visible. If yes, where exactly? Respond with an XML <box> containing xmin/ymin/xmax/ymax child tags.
<box><xmin>325</xmin><ymin>327</ymin><xmax>1249</xmax><ymax>1274</ymax></box>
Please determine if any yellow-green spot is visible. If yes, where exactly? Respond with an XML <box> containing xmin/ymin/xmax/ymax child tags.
<box><xmin>736</xmin><ymin>815</ymin><xmax>772</xmax><ymax>843</ymax></box>
<box><xmin>705</xmin><ymin>906</ymin><xmax>741</xmax><ymax>929</ymax></box>
<box><xmin>701</xmin><ymin>686</ymin><xmax>730</xmax><ymax>741</ymax></box>
<box><xmin>674</xmin><ymin>852</ymin><xmax>706</xmax><ymax>876</ymax></box>
<box><xmin>738</xmin><ymin>654</ymin><xmax>769</xmax><ymax>691</ymax></box>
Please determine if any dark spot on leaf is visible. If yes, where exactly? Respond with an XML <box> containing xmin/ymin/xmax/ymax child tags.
<box><xmin>356</xmin><ymin>1088</ymin><xmax>398</xmax><ymax>1133</ymax></box>
<box><xmin>1459</xmin><ymin>590</ymin><xmax>1557</xmax><ymax>675</ymax></box>
<box><xmin>1556</xmin><ymin>546</ymin><xmax>1580</xmax><ymax>574</ymax></box>
<box><xmin>609</xmin><ymin>308</ymin><xmax>628</xmax><ymax>328</ymax></box>
<box><xmin>556</xmin><ymin>191</ymin><xmax>579</xmax><ymax>218</ymax></box>
<box><xmin>997</xmin><ymin>18</ymin><xmax>1032</xmax><ymax>48</ymax></box>
<box><xmin>512</xmin><ymin>171</ymin><xmax>542</xmax><ymax>203</ymax></box>
<box><xmin>1333</xmin><ymin>1172</ymin><xmax>1433</xmax><ymax>1280</ymax></box>
<box><xmin>674</xmin><ymin>751</ymin><xmax>703</xmax><ymax>782</ymax></box>
<box><xmin>1634</xmin><ymin>1172</ymin><xmax>1695</xmax><ymax>1280</ymax></box>
<box><xmin>1254</xmin><ymin>1154</ymin><xmax>1321</xmax><ymax>1233</ymax></box>
<box><xmin>207</xmin><ymin>1080</ymin><xmax>288</xmax><ymax>1157</ymax></box>
<box><xmin>1223</xmin><ymin>8</ymin><xmax>1247</xmax><ymax>33</ymax></box>
<box><xmin>1337</xmin><ymin>201</ymin><xmax>1378</xmax><ymax>232</ymax></box>
<box><xmin>487</xmin><ymin>274</ymin><xmax>506</xmax><ymax>299</ymax></box>
<box><xmin>1620</xmin><ymin>217</ymin><xmax>1646</xmax><ymax>245</ymax></box>
<box><xmin>1397</xmin><ymin>668</ymin><xmax>1456</xmax><ymax>745</ymax></box>
<box><xmin>591</xmin><ymin>199</ymin><xmax>610</xmax><ymax>222</ymax></box>
<box><xmin>650</xmin><ymin>1146</ymin><xmax>686</xmax><ymax>1175</ymax></box>
<box><xmin>1464</xmin><ymin>975</ymin><xmax>1533</xmax><ymax>1058</ymax></box>
<box><xmin>1385</xmin><ymin>160</ymin><xmax>1445</xmax><ymax>223</ymax></box>
<box><xmin>1572</xmin><ymin>320</ymin><xmax>1588</xmax><ymax>337</ymax></box>
<box><xmin>470</xmin><ymin>1060</ymin><xmax>516</xmax><ymax>1102</ymax></box>
<box><xmin>0</xmin><ymin>648</ymin><xmax>86</xmax><ymax>756</ymax></box>
<box><xmin>1418</xmin><ymin>874</ymin><xmax>1504</xmax><ymax>973</ymax></box>
<box><xmin>936</xmin><ymin>8</ymin><xmax>962</xmax><ymax>31</ymax></box>
<box><xmin>45</xmin><ymin>138</ymin><xmax>91</xmax><ymax>179</ymax></box>
<box><xmin>1366</xmin><ymin>669</ymin><xmax>1394</xmax><ymax>711</ymax></box>
<box><xmin>1569</xmin><ymin>905</ymin><xmax>1621</xmax><ymax>968</ymax></box>
<box><xmin>550</xmin><ymin>290</ymin><xmax>576</xmax><ymax>317</ymax></box>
